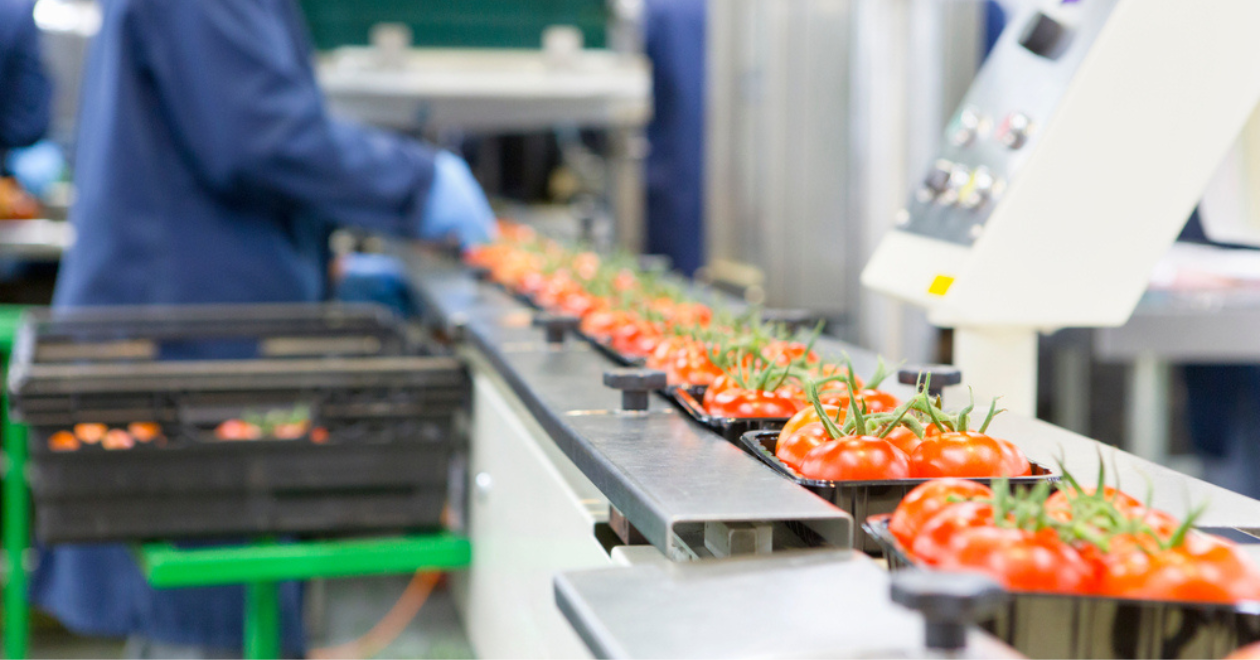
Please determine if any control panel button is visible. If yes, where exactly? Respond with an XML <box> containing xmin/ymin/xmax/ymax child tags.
<box><xmin>949</xmin><ymin>108</ymin><xmax>982</xmax><ymax>147</ymax></box>
<box><xmin>958</xmin><ymin>167</ymin><xmax>994</xmax><ymax>210</ymax></box>
<box><xmin>916</xmin><ymin>160</ymin><xmax>954</xmax><ymax>202</ymax></box>
<box><xmin>998</xmin><ymin>112</ymin><xmax>1034</xmax><ymax>150</ymax></box>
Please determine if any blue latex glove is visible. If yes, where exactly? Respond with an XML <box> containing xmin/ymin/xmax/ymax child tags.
<box><xmin>419</xmin><ymin>151</ymin><xmax>497</xmax><ymax>248</ymax></box>
<box><xmin>7</xmin><ymin>140</ymin><xmax>65</xmax><ymax>197</ymax></box>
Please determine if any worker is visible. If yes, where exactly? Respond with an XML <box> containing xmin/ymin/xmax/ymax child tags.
<box><xmin>34</xmin><ymin>1</ymin><xmax>494</xmax><ymax>656</ymax></box>
<box><xmin>0</xmin><ymin>0</ymin><xmax>51</xmax><ymax>161</ymax></box>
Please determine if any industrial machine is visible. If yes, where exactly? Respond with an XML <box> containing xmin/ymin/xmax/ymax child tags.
<box><xmin>862</xmin><ymin>0</ymin><xmax>1260</xmax><ymax>413</ymax></box>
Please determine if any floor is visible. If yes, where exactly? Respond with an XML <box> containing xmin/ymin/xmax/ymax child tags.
<box><xmin>23</xmin><ymin>575</ymin><xmax>474</xmax><ymax>659</ymax></box>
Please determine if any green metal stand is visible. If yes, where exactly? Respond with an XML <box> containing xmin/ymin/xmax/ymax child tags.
<box><xmin>1</xmin><ymin>306</ymin><xmax>30</xmax><ymax>660</ymax></box>
<box><xmin>140</xmin><ymin>533</ymin><xmax>472</xmax><ymax>659</ymax></box>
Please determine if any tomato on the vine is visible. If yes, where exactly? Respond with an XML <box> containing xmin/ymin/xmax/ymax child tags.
<box><xmin>909</xmin><ymin>432</ymin><xmax>1008</xmax><ymax>478</ymax></box>
<box><xmin>909</xmin><ymin>500</ymin><xmax>996</xmax><ymax>565</ymax></box>
<box><xmin>1112</xmin><ymin>532</ymin><xmax>1260</xmax><ymax>603</ymax></box>
<box><xmin>580</xmin><ymin>309</ymin><xmax>636</xmax><ymax>342</ymax></box>
<box><xmin>995</xmin><ymin>438</ymin><xmax>1031</xmax><ymax>477</ymax></box>
<box><xmin>884</xmin><ymin>425</ymin><xmax>923</xmax><ymax>455</ymax></box>
<box><xmin>780</xmin><ymin>404</ymin><xmax>843</xmax><ymax>440</ymax></box>
<box><xmin>705</xmin><ymin>388</ymin><xmax>803</xmax><ymax>419</ymax></box>
<box><xmin>763</xmin><ymin>340</ymin><xmax>819</xmax><ymax>366</ymax></box>
<box><xmin>797</xmin><ymin>436</ymin><xmax>910</xmax><ymax>481</ymax></box>
<box><xmin>937</xmin><ymin>526</ymin><xmax>1096</xmax><ymax>595</ymax></box>
<box><xmin>646</xmin><ymin>336</ymin><xmax>722</xmax><ymax>387</ymax></box>
<box><xmin>888</xmin><ymin>479</ymin><xmax>993</xmax><ymax>549</ymax></box>
<box><xmin>776</xmin><ymin>421</ymin><xmax>829</xmax><ymax>471</ymax></box>
<box><xmin>610</xmin><ymin>319</ymin><xmax>663</xmax><ymax>358</ymax></box>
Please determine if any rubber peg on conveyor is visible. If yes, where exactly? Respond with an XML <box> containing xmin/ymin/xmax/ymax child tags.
<box><xmin>533</xmin><ymin>313</ymin><xmax>580</xmax><ymax>345</ymax></box>
<box><xmin>468</xmin><ymin>266</ymin><xmax>492</xmax><ymax>282</ymax></box>
<box><xmin>897</xmin><ymin>364</ymin><xmax>963</xmax><ymax>397</ymax></box>
<box><xmin>603</xmin><ymin>368</ymin><xmax>668</xmax><ymax>412</ymax></box>
<box><xmin>890</xmin><ymin>570</ymin><xmax>1005</xmax><ymax>652</ymax></box>
<box><xmin>760</xmin><ymin>309</ymin><xmax>821</xmax><ymax>333</ymax></box>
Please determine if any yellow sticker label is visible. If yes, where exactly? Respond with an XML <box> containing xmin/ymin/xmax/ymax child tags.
<box><xmin>927</xmin><ymin>275</ymin><xmax>955</xmax><ymax>296</ymax></box>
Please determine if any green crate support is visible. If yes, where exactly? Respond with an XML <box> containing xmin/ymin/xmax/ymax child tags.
<box><xmin>140</xmin><ymin>534</ymin><xmax>471</xmax><ymax>659</ymax></box>
<box><xmin>1</xmin><ymin>305</ymin><xmax>30</xmax><ymax>660</ymax></box>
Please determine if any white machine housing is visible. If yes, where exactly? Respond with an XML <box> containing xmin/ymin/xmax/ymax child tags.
<box><xmin>861</xmin><ymin>0</ymin><xmax>1260</xmax><ymax>411</ymax></box>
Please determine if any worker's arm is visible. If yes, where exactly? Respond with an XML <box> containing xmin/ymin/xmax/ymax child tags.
<box><xmin>0</xmin><ymin>0</ymin><xmax>52</xmax><ymax>149</ymax></box>
<box><xmin>130</xmin><ymin>0</ymin><xmax>493</xmax><ymax>246</ymax></box>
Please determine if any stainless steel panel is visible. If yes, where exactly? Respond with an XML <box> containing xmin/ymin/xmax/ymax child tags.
<box><xmin>555</xmin><ymin>550</ymin><xmax>1018</xmax><ymax>659</ymax></box>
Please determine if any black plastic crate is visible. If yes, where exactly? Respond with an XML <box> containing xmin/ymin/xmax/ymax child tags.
<box><xmin>7</xmin><ymin>304</ymin><xmax>469</xmax><ymax>543</ymax></box>
<box><xmin>740</xmin><ymin>429</ymin><xmax>1056</xmax><ymax>553</ymax></box>
<box><xmin>865</xmin><ymin>516</ymin><xmax>1260</xmax><ymax>659</ymax></box>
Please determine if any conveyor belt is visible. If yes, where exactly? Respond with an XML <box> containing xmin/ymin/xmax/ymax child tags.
<box><xmin>402</xmin><ymin>247</ymin><xmax>1260</xmax><ymax>551</ymax></box>
<box><xmin>404</xmin><ymin>255</ymin><xmax>852</xmax><ymax>558</ymax></box>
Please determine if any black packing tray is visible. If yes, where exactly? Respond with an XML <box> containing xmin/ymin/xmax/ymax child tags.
<box><xmin>864</xmin><ymin>516</ymin><xmax>1260</xmax><ymax>659</ymax></box>
<box><xmin>740</xmin><ymin>429</ymin><xmax>1057</xmax><ymax>552</ymax></box>
<box><xmin>662</xmin><ymin>386</ymin><xmax>790</xmax><ymax>444</ymax></box>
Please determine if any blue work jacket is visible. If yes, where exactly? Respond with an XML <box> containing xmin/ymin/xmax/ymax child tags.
<box><xmin>37</xmin><ymin>0</ymin><xmax>439</xmax><ymax>651</ymax></box>
<box><xmin>0</xmin><ymin>0</ymin><xmax>51</xmax><ymax>154</ymax></box>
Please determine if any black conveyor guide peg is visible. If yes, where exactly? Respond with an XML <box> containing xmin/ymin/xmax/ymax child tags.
<box><xmin>760</xmin><ymin>308</ymin><xmax>820</xmax><ymax>334</ymax></box>
<box><xmin>897</xmin><ymin>364</ymin><xmax>963</xmax><ymax>397</ymax></box>
<box><xmin>533</xmin><ymin>313</ymin><xmax>580</xmax><ymax>345</ymax></box>
<box><xmin>603</xmin><ymin>369</ymin><xmax>667</xmax><ymax>412</ymax></box>
<box><xmin>890</xmin><ymin>570</ymin><xmax>1005</xmax><ymax>651</ymax></box>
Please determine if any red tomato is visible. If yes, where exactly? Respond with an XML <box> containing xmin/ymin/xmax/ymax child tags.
<box><xmin>1089</xmin><ymin>533</ymin><xmax>1163</xmax><ymax>598</ymax></box>
<box><xmin>1046</xmin><ymin>486</ymin><xmax>1144</xmax><ymax>522</ymax></box>
<box><xmin>888</xmin><ymin>479</ymin><xmax>994</xmax><ymax>549</ymax></box>
<box><xmin>516</xmin><ymin>270</ymin><xmax>549</xmax><ymax>297</ymax></box>
<box><xmin>610</xmin><ymin>320</ymin><xmax>663</xmax><ymax>358</ymax></box>
<box><xmin>216</xmin><ymin>419</ymin><xmax>262</xmax><ymax>441</ymax></box>
<box><xmin>646</xmin><ymin>336</ymin><xmax>723</xmax><ymax>387</ymax></box>
<box><xmin>705</xmin><ymin>388</ymin><xmax>803</xmax><ymax>419</ymax></box>
<box><xmin>776</xmin><ymin>422</ymin><xmax>829</xmax><ymax>471</ymax></box>
<box><xmin>102</xmin><ymin>429</ymin><xmax>135</xmax><ymax>450</ymax></box>
<box><xmin>763</xmin><ymin>340</ymin><xmax>819</xmax><ymax>366</ymax></box>
<box><xmin>909</xmin><ymin>432</ymin><xmax>1007</xmax><ymax>478</ymax></box>
<box><xmin>48</xmin><ymin>431</ymin><xmax>80</xmax><ymax>452</ymax></box>
<box><xmin>909</xmin><ymin>501</ymin><xmax>996</xmax><ymax>565</ymax></box>
<box><xmin>798</xmin><ymin>436</ymin><xmax>911</xmax><ymax>481</ymax></box>
<box><xmin>884</xmin><ymin>426</ymin><xmax>923</xmax><ymax>455</ymax></box>
<box><xmin>74</xmin><ymin>423</ymin><xmax>107</xmax><ymax>444</ymax></box>
<box><xmin>558</xmin><ymin>290</ymin><xmax>601</xmax><ymax>318</ymax></box>
<box><xmin>702</xmin><ymin>374</ymin><xmax>743</xmax><ymax>411</ymax></box>
<box><xmin>995</xmin><ymin>438</ymin><xmax>1031</xmax><ymax>477</ymax></box>
<box><xmin>580</xmin><ymin>309</ymin><xmax>636</xmax><ymax>342</ymax></box>
<box><xmin>612</xmin><ymin>269</ymin><xmax>638</xmax><ymax>292</ymax></box>
<box><xmin>859</xmin><ymin>390</ymin><xmax>900</xmax><ymax>414</ymax></box>
<box><xmin>572</xmin><ymin>251</ymin><xmax>601</xmax><ymax>280</ymax></box>
<box><xmin>937</xmin><ymin>526</ymin><xmax>1096</xmax><ymax>595</ymax></box>
<box><xmin>668</xmin><ymin>302</ymin><xmax>713</xmax><ymax>328</ymax></box>
<box><xmin>128</xmin><ymin>422</ymin><xmax>163</xmax><ymax>443</ymax></box>
<box><xmin>1116</xmin><ymin>533</ymin><xmax>1260</xmax><ymax>603</ymax></box>
<box><xmin>780</xmin><ymin>404</ymin><xmax>843</xmax><ymax>440</ymax></box>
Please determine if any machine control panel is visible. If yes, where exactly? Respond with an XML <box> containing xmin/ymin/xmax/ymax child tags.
<box><xmin>898</xmin><ymin>0</ymin><xmax>1119</xmax><ymax>247</ymax></box>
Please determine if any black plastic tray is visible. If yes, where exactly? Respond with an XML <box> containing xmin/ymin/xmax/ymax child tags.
<box><xmin>864</xmin><ymin>516</ymin><xmax>1260</xmax><ymax>659</ymax></box>
<box><xmin>740</xmin><ymin>429</ymin><xmax>1057</xmax><ymax>552</ymax></box>
<box><xmin>7</xmin><ymin>303</ymin><xmax>469</xmax><ymax>542</ymax></box>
